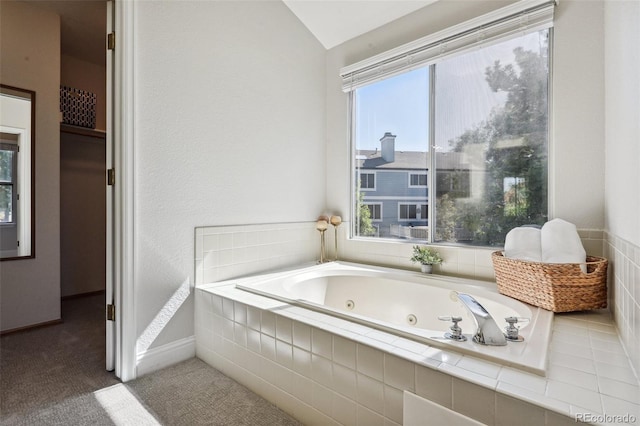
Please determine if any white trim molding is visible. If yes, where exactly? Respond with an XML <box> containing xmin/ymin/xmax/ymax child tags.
<box><xmin>113</xmin><ymin>0</ymin><xmax>137</xmax><ymax>382</ymax></box>
<box><xmin>136</xmin><ymin>336</ymin><xmax>196</xmax><ymax>378</ymax></box>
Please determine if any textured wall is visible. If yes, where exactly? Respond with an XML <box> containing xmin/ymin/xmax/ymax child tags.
<box><xmin>0</xmin><ymin>1</ymin><xmax>61</xmax><ymax>332</ymax></box>
<box><xmin>604</xmin><ymin>0</ymin><xmax>640</xmax><ymax>378</ymax></box>
<box><xmin>60</xmin><ymin>130</ymin><xmax>106</xmax><ymax>297</ymax></box>
<box><xmin>604</xmin><ymin>0</ymin><xmax>640</xmax><ymax>247</ymax></box>
<box><xmin>132</xmin><ymin>0</ymin><xmax>326</xmax><ymax>353</ymax></box>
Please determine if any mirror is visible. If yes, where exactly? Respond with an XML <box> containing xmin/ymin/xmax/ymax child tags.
<box><xmin>0</xmin><ymin>84</ymin><xmax>35</xmax><ymax>260</ymax></box>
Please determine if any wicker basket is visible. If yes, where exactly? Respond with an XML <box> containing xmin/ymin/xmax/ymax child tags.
<box><xmin>491</xmin><ymin>251</ymin><xmax>608</xmax><ymax>312</ymax></box>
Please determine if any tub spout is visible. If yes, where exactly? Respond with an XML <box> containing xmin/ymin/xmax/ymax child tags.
<box><xmin>456</xmin><ymin>293</ymin><xmax>507</xmax><ymax>346</ymax></box>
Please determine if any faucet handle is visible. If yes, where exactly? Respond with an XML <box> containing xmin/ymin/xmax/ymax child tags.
<box><xmin>438</xmin><ymin>316</ymin><xmax>466</xmax><ymax>341</ymax></box>
<box><xmin>505</xmin><ymin>316</ymin><xmax>529</xmax><ymax>324</ymax></box>
<box><xmin>504</xmin><ymin>317</ymin><xmax>529</xmax><ymax>342</ymax></box>
<box><xmin>438</xmin><ymin>315</ymin><xmax>462</xmax><ymax>323</ymax></box>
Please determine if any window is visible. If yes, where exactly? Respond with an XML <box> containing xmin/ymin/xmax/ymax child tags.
<box><xmin>399</xmin><ymin>204</ymin><xmax>418</xmax><ymax>220</ymax></box>
<box><xmin>365</xmin><ymin>203</ymin><xmax>382</xmax><ymax>220</ymax></box>
<box><xmin>347</xmin><ymin>2</ymin><xmax>552</xmax><ymax>246</ymax></box>
<box><xmin>436</xmin><ymin>170</ymin><xmax>470</xmax><ymax>198</ymax></box>
<box><xmin>359</xmin><ymin>172</ymin><xmax>375</xmax><ymax>190</ymax></box>
<box><xmin>0</xmin><ymin>142</ymin><xmax>18</xmax><ymax>224</ymax></box>
<box><xmin>409</xmin><ymin>173</ymin><xmax>427</xmax><ymax>187</ymax></box>
<box><xmin>357</xmin><ymin>201</ymin><xmax>381</xmax><ymax>237</ymax></box>
<box><xmin>399</xmin><ymin>204</ymin><xmax>429</xmax><ymax>221</ymax></box>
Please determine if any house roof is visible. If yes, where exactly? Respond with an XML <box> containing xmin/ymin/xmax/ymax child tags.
<box><xmin>356</xmin><ymin>150</ymin><xmax>472</xmax><ymax>171</ymax></box>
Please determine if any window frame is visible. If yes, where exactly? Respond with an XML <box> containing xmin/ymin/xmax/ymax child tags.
<box><xmin>348</xmin><ymin>30</ymin><xmax>552</xmax><ymax>247</ymax></box>
<box><xmin>398</xmin><ymin>203</ymin><xmax>419</xmax><ymax>221</ymax></box>
<box><xmin>359</xmin><ymin>171</ymin><xmax>376</xmax><ymax>191</ymax></box>
<box><xmin>408</xmin><ymin>173</ymin><xmax>428</xmax><ymax>188</ymax></box>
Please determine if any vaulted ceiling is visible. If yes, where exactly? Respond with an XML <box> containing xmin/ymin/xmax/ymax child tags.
<box><xmin>282</xmin><ymin>1</ymin><xmax>436</xmax><ymax>49</ymax></box>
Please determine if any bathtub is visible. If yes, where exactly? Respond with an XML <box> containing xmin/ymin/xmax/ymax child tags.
<box><xmin>235</xmin><ymin>261</ymin><xmax>553</xmax><ymax>375</ymax></box>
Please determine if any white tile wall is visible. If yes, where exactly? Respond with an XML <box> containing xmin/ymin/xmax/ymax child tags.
<box><xmin>195</xmin><ymin>221</ymin><xmax>605</xmax><ymax>288</ymax></box>
<box><xmin>404</xmin><ymin>391</ymin><xmax>485</xmax><ymax>426</ymax></box>
<box><xmin>604</xmin><ymin>232</ymin><xmax>640</xmax><ymax>379</ymax></box>
<box><xmin>195</xmin><ymin>222</ymin><xmax>318</xmax><ymax>285</ymax></box>
<box><xmin>336</xmin><ymin>223</ymin><xmax>605</xmax><ymax>282</ymax></box>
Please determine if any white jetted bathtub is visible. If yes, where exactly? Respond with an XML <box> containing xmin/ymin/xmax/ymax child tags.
<box><xmin>233</xmin><ymin>261</ymin><xmax>553</xmax><ymax>375</ymax></box>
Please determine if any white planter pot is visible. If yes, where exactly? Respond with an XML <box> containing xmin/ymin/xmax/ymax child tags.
<box><xmin>421</xmin><ymin>264</ymin><xmax>433</xmax><ymax>274</ymax></box>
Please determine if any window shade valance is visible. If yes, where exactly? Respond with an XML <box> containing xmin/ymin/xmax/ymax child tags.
<box><xmin>340</xmin><ymin>0</ymin><xmax>556</xmax><ymax>92</ymax></box>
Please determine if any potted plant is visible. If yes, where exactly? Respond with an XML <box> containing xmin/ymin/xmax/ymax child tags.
<box><xmin>410</xmin><ymin>245</ymin><xmax>443</xmax><ymax>274</ymax></box>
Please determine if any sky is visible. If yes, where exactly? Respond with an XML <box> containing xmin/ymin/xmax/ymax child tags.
<box><xmin>354</xmin><ymin>31</ymin><xmax>546</xmax><ymax>153</ymax></box>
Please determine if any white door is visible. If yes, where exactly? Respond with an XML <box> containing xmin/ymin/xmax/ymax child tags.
<box><xmin>105</xmin><ymin>0</ymin><xmax>115</xmax><ymax>372</ymax></box>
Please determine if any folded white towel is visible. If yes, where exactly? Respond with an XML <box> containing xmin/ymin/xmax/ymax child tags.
<box><xmin>541</xmin><ymin>218</ymin><xmax>586</xmax><ymax>272</ymax></box>
<box><xmin>504</xmin><ymin>226</ymin><xmax>542</xmax><ymax>262</ymax></box>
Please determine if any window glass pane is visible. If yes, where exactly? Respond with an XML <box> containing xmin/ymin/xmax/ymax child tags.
<box><xmin>410</xmin><ymin>174</ymin><xmax>427</xmax><ymax>186</ymax></box>
<box><xmin>0</xmin><ymin>149</ymin><xmax>14</xmax><ymax>182</ymax></box>
<box><xmin>399</xmin><ymin>205</ymin><xmax>408</xmax><ymax>219</ymax></box>
<box><xmin>0</xmin><ymin>184</ymin><xmax>12</xmax><ymax>223</ymax></box>
<box><xmin>365</xmin><ymin>204</ymin><xmax>382</xmax><ymax>220</ymax></box>
<box><xmin>421</xmin><ymin>205</ymin><xmax>428</xmax><ymax>219</ymax></box>
<box><xmin>354</xmin><ymin>68</ymin><xmax>429</xmax><ymax>240</ymax></box>
<box><xmin>409</xmin><ymin>205</ymin><xmax>417</xmax><ymax>219</ymax></box>
<box><xmin>360</xmin><ymin>173</ymin><xmax>375</xmax><ymax>189</ymax></box>
<box><xmin>399</xmin><ymin>204</ymin><xmax>419</xmax><ymax>220</ymax></box>
<box><xmin>0</xmin><ymin>148</ymin><xmax>17</xmax><ymax>223</ymax></box>
<box><xmin>0</xmin><ymin>149</ymin><xmax>15</xmax><ymax>223</ymax></box>
<box><xmin>434</xmin><ymin>30</ymin><xmax>549</xmax><ymax>246</ymax></box>
<box><xmin>351</xmin><ymin>29</ymin><xmax>550</xmax><ymax>247</ymax></box>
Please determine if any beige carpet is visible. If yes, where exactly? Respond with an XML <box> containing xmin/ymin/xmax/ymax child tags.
<box><xmin>0</xmin><ymin>294</ymin><xmax>301</xmax><ymax>426</ymax></box>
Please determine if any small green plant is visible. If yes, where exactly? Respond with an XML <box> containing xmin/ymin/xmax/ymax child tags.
<box><xmin>410</xmin><ymin>245</ymin><xmax>443</xmax><ymax>265</ymax></box>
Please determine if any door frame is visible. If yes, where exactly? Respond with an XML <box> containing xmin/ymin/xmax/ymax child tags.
<box><xmin>108</xmin><ymin>0</ymin><xmax>137</xmax><ymax>382</ymax></box>
<box><xmin>106</xmin><ymin>0</ymin><xmax>114</xmax><ymax>372</ymax></box>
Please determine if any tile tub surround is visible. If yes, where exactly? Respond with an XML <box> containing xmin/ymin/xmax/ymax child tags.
<box><xmin>193</xmin><ymin>223</ymin><xmax>640</xmax><ymax>423</ymax></box>
<box><xmin>335</xmin><ymin>223</ymin><xmax>605</xmax><ymax>283</ymax></box>
<box><xmin>195</xmin><ymin>222</ymin><xmax>319</xmax><ymax>285</ymax></box>
<box><xmin>194</xmin><ymin>221</ymin><xmax>605</xmax><ymax>286</ymax></box>
<box><xmin>604</xmin><ymin>232</ymin><xmax>640</xmax><ymax>379</ymax></box>
<box><xmin>195</xmin><ymin>283</ymin><xmax>639</xmax><ymax>426</ymax></box>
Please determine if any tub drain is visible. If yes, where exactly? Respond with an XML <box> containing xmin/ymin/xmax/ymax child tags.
<box><xmin>406</xmin><ymin>314</ymin><xmax>418</xmax><ymax>325</ymax></box>
<box><xmin>345</xmin><ymin>300</ymin><xmax>355</xmax><ymax>310</ymax></box>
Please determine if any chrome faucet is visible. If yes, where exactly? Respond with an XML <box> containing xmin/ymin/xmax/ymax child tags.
<box><xmin>456</xmin><ymin>293</ymin><xmax>507</xmax><ymax>346</ymax></box>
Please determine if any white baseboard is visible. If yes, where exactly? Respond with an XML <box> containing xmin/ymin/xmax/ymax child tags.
<box><xmin>136</xmin><ymin>335</ymin><xmax>196</xmax><ymax>377</ymax></box>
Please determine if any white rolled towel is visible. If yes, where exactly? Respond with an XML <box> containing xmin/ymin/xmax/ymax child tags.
<box><xmin>504</xmin><ymin>226</ymin><xmax>542</xmax><ymax>262</ymax></box>
<box><xmin>541</xmin><ymin>218</ymin><xmax>586</xmax><ymax>272</ymax></box>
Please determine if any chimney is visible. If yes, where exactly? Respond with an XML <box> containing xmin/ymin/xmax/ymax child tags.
<box><xmin>380</xmin><ymin>132</ymin><xmax>396</xmax><ymax>162</ymax></box>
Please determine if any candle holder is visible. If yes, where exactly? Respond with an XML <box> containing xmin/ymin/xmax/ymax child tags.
<box><xmin>316</xmin><ymin>219</ymin><xmax>329</xmax><ymax>263</ymax></box>
<box><xmin>330</xmin><ymin>216</ymin><xmax>342</xmax><ymax>261</ymax></box>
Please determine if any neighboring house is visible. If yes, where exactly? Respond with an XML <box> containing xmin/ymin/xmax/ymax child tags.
<box><xmin>356</xmin><ymin>132</ymin><xmax>472</xmax><ymax>240</ymax></box>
